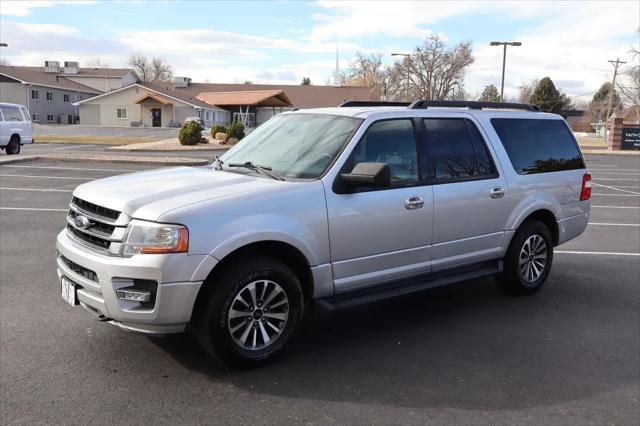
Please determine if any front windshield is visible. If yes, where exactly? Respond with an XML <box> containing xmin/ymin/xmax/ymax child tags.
<box><xmin>220</xmin><ymin>113</ymin><xmax>361</xmax><ymax>179</ymax></box>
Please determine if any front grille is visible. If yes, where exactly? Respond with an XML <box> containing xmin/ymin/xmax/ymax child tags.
<box><xmin>67</xmin><ymin>224</ymin><xmax>111</xmax><ymax>250</ymax></box>
<box><xmin>66</xmin><ymin>197</ymin><xmax>127</xmax><ymax>254</ymax></box>
<box><xmin>60</xmin><ymin>255</ymin><xmax>98</xmax><ymax>282</ymax></box>
<box><xmin>72</xmin><ymin>197</ymin><xmax>119</xmax><ymax>220</ymax></box>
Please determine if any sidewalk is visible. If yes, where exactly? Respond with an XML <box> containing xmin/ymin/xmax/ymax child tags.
<box><xmin>108</xmin><ymin>135</ymin><xmax>229</xmax><ymax>152</ymax></box>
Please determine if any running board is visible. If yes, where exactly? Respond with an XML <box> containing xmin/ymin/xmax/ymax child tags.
<box><xmin>315</xmin><ymin>260</ymin><xmax>502</xmax><ymax>311</ymax></box>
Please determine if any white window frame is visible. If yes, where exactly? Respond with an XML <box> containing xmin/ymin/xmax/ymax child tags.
<box><xmin>116</xmin><ymin>108</ymin><xmax>127</xmax><ymax>119</ymax></box>
<box><xmin>32</xmin><ymin>113</ymin><xmax>40</xmax><ymax>122</ymax></box>
<box><xmin>63</xmin><ymin>94</ymin><xmax>70</xmax><ymax>103</ymax></box>
<box><xmin>46</xmin><ymin>91</ymin><xmax>54</xmax><ymax>102</ymax></box>
<box><xmin>31</xmin><ymin>89</ymin><xmax>39</xmax><ymax>101</ymax></box>
<box><xmin>47</xmin><ymin>114</ymin><xmax>55</xmax><ymax>122</ymax></box>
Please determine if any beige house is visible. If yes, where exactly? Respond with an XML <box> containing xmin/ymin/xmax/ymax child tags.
<box><xmin>75</xmin><ymin>78</ymin><xmax>372</xmax><ymax>128</ymax></box>
<box><xmin>74</xmin><ymin>83</ymin><xmax>228</xmax><ymax>127</ymax></box>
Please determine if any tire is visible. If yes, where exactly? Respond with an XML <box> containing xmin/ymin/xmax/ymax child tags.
<box><xmin>191</xmin><ymin>256</ymin><xmax>304</xmax><ymax>368</ymax></box>
<box><xmin>6</xmin><ymin>136</ymin><xmax>20</xmax><ymax>155</ymax></box>
<box><xmin>497</xmin><ymin>220</ymin><xmax>554</xmax><ymax>295</ymax></box>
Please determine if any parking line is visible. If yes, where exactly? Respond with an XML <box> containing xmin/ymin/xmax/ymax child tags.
<box><xmin>0</xmin><ymin>207</ymin><xmax>67</xmax><ymax>212</ymax></box>
<box><xmin>2</xmin><ymin>165</ymin><xmax>137</xmax><ymax>172</ymax></box>
<box><xmin>0</xmin><ymin>174</ymin><xmax>92</xmax><ymax>180</ymax></box>
<box><xmin>589</xmin><ymin>168</ymin><xmax>640</xmax><ymax>172</ymax></box>
<box><xmin>593</xmin><ymin>178</ymin><xmax>640</xmax><ymax>181</ymax></box>
<box><xmin>592</xmin><ymin>183</ymin><xmax>640</xmax><ymax>195</ymax></box>
<box><xmin>556</xmin><ymin>250</ymin><xmax>640</xmax><ymax>257</ymax></box>
<box><xmin>0</xmin><ymin>187</ymin><xmax>73</xmax><ymax>193</ymax></box>
<box><xmin>591</xmin><ymin>193</ymin><xmax>639</xmax><ymax>197</ymax></box>
<box><xmin>591</xmin><ymin>205</ymin><xmax>640</xmax><ymax>209</ymax></box>
<box><xmin>588</xmin><ymin>222</ymin><xmax>640</xmax><ymax>227</ymax></box>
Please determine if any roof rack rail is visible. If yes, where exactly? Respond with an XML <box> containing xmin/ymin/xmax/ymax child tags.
<box><xmin>339</xmin><ymin>100</ymin><xmax>411</xmax><ymax>107</ymax></box>
<box><xmin>408</xmin><ymin>100</ymin><xmax>541</xmax><ymax>112</ymax></box>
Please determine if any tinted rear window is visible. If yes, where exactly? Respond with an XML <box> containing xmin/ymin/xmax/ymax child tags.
<box><xmin>491</xmin><ymin>118</ymin><xmax>585</xmax><ymax>174</ymax></box>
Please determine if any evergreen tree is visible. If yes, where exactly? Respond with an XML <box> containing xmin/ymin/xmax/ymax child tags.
<box><xmin>529</xmin><ymin>77</ymin><xmax>573</xmax><ymax>114</ymax></box>
<box><xmin>479</xmin><ymin>84</ymin><xmax>500</xmax><ymax>102</ymax></box>
<box><xmin>301</xmin><ymin>77</ymin><xmax>311</xmax><ymax>85</ymax></box>
<box><xmin>588</xmin><ymin>82</ymin><xmax>622</xmax><ymax>121</ymax></box>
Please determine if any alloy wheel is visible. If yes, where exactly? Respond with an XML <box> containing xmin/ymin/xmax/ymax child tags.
<box><xmin>519</xmin><ymin>234</ymin><xmax>548</xmax><ymax>282</ymax></box>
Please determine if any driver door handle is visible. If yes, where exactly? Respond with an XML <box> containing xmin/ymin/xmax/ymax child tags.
<box><xmin>490</xmin><ymin>187</ymin><xmax>505</xmax><ymax>199</ymax></box>
<box><xmin>404</xmin><ymin>196</ymin><xmax>424</xmax><ymax>210</ymax></box>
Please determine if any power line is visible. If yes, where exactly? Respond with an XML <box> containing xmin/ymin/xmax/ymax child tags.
<box><xmin>604</xmin><ymin>58</ymin><xmax>626</xmax><ymax>142</ymax></box>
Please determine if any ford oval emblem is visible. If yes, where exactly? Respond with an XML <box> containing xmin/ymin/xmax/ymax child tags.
<box><xmin>74</xmin><ymin>214</ymin><xmax>93</xmax><ymax>229</ymax></box>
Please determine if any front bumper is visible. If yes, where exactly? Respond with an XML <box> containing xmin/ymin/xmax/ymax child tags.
<box><xmin>56</xmin><ymin>229</ymin><xmax>212</xmax><ymax>335</ymax></box>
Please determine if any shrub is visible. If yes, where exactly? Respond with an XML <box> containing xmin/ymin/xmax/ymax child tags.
<box><xmin>178</xmin><ymin>121</ymin><xmax>204</xmax><ymax>146</ymax></box>
<box><xmin>226</xmin><ymin>121</ymin><xmax>245</xmax><ymax>142</ymax></box>
<box><xmin>211</xmin><ymin>124</ymin><xmax>227</xmax><ymax>138</ymax></box>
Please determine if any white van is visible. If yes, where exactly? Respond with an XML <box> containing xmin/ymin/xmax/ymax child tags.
<box><xmin>0</xmin><ymin>102</ymin><xmax>33</xmax><ymax>155</ymax></box>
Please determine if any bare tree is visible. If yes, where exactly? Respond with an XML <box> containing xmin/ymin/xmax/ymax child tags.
<box><xmin>85</xmin><ymin>58</ymin><xmax>109</xmax><ymax>68</ymax></box>
<box><xmin>128</xmin><ymin>53</ymin><xmax>174</xmax><ymax>84</ymax></box>
<box><xmin>390</xmin><ymin>36</ymin><xmax>474</xmax><ymax>101</ymax></box>
<box><xmin>616</xmin><ymin>31</ymin><xmax>640</xmax><ymax>122</ymax></box>
<box><xmin>518</xmin><ymin>79</ymin><xmax>539</xmax><ymax>103</ymax></box>
<box><xmin>346</xmin><ymin>53</ymin><xmax>387</xmax><ymax>99</ymax></box>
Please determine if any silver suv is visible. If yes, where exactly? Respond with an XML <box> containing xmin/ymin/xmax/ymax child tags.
<box><xmin>56</xmin><ymin>100</ymin><xmax>591</xmax><ymax>367</ymax></box>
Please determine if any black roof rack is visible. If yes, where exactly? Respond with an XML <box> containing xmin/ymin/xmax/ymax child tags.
<box><xmin>339</xmin><ymin>100</ymin><xmax>411</xmax><ymax>107</ymax></box>
<box><xmin>408</xmin><ymin>100</ymin><xmax>541</xmax><ymax>112</ymax></box>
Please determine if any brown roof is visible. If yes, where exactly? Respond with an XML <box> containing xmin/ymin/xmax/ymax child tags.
<box><xmin>196</xmin><ymin>90</ymin><xmax>293</xmax><ymax>107</ymax></box>
<box><xmin>143</xmin><ymin>82</ymin><xmax>372</xmax><ymax>109</ymax></box>
<box><xmin>0</xmin><ymin>65</ymin><xmax>128</xmax><ymax>94</ymax></box>
<box><xmin>134</xmin><ymin>92</ymin><xmax>173</xmax><ymax>105</ymax></box>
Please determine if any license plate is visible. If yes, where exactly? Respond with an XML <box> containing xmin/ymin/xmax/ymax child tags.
<box><xmin>61</xmin><ymin>277</ymin><xmax>78</xmax><ymax>306</ymax></box>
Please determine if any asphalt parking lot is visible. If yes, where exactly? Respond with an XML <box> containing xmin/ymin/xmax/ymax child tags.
<box><xmin>1</xmin><ymin>155</ymin><xmax>638</xmax><ymax>424</ymax></box>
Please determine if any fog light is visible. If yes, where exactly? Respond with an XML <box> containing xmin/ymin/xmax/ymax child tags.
<box><xmin>116</xmin><ymin>287</ymin><xmax>151</xmax><ymax>302</ymax></box>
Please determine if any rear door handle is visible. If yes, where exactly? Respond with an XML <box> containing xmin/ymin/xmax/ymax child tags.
<box><xmin>490</xmin><ymin>187</ymin><xmax>505</xmax><ymax>199</ymax></box>
<box><xmin>404</xmin><ymin>196</ymin><xmax>424</xmax><ymax>210</ymax></box>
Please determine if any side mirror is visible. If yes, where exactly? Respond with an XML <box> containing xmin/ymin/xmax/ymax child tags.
<box><xmin>340</xmin><ymin>162</ymin><xmax>391</xmax><ymax>187</ymax></box>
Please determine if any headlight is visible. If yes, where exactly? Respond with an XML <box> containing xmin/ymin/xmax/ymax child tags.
<box><xmin>121</xmin><ymin>220</ymin><xmax>188</xmax><ymax>256</ymax></box>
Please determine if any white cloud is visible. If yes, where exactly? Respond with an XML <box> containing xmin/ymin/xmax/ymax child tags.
<box><xmin>0</xmin><ymin>0</ymin><xmax>94</xmax><ymax>17</ymax></box>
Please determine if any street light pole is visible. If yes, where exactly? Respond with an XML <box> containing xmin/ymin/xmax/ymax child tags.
<box><xmin>490</xmin><ymin>41</ymin><xmax>521</xmax><ymax>102</ymax></box>
<box><xmin>392</xmin><ymin>53</ymin><xmax>411</xmax><ymax>102</ymax></box>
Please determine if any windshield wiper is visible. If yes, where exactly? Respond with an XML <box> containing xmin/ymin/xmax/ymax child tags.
<box><xmin>213</xmin><ymin>156</ymin><xmax>224</xmax><ymax>170</ymax></box>
<box><xmin>227</xmin><ymin>161</ymin><xmax>285</xmax><ymax>181</ymax></box>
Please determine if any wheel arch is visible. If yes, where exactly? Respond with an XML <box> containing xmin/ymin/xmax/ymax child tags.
<box><xmin>195</xmin><ymin>240</ymin><xmax>315</xmax><ymax>307</ymax></box>
<box><xmin>516</xmin><ymin>209</ymin><xmax>560</xmax><ymax>246</ymax></box>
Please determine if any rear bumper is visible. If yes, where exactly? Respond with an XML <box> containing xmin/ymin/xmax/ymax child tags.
<box><xmin>56</xmin><ymin>229</ymin><xmax>213</xmax><ymax>335</ymax></box>
<box><xmin>557</xmin><ymin>212</ymin><xmax>589</xmax><ymax>245</ymax></box>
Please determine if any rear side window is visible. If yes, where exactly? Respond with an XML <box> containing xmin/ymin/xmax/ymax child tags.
<box><xmin>424</xmin><ymin>118</ymin><xmax>497</xmax><ymax>182</ymax></box>
<box><xmin>0</xmin><ymin>105</ymin><xmax>24</xmax><ymax>121</ymax></box>
<box><xmin>491</xmin><ymin>118</ymin><xmax>585</xmax><ymax>174</ymax></box>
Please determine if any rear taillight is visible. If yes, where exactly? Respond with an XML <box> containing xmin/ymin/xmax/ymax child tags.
<box><xmin>580</xmin><ymin>173</ymin><xmax>592</xmax><ymax>201</ymax></box>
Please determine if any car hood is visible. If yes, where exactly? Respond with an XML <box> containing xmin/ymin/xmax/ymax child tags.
<box><xmin>73</xmin><ymin>166</ymin><xmax>284</xmax><ymax>221</ymax></box>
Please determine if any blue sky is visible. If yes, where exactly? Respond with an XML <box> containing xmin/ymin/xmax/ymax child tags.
<box><xmin>1</xmin><ymin>0</ymin><xmax>638</xmax><ymax>101</ymax></box>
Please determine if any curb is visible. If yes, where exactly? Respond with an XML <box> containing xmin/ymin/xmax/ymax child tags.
<box><xmin>582</xmin><ymin>149</ymin><xmax>640</xmax><ymax>156</ymax></box>
<box><xmin>108</xmin><ymin>146</ymin><xmax>227</xmax><ymax>152</ymax></box>
<box><xmin>0</xmin><ymin>155</ymin><xmax>41</xmax><ymax>165</ymax></box>
<box><xmin>0</xmin><ymin>154</ymin><xmax>210</xmax><ymax>166</ymax></box>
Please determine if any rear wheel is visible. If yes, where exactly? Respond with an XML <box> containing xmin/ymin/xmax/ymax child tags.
<box><xmin>192</xmin><ymin>256</ymin><xmax>304</xmax><ymax>368</ymax></box>
<box><xmin>6</xmin><ymin>136</ymin><xmax>20</xmax><ymax>155</ymax></box>
<box><xmin>497</xmin><ymin>220</ymin><xmax>553</xmax><ymax>295</ymax></box>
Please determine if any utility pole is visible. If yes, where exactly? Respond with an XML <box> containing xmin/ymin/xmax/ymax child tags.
<box><xmin>604</xmin><ymin>58</ymin><xmax>626</xmax><ymax>142</ymax></box>
<box><xmin>391</xmin><ymin>53</ymin><xmax>411</xmax><ymax>102</ymax></box>
<box><xmin>490</xmin><ymin>41</ymin><xmax>522</xmax><ymax>101</ymax></box>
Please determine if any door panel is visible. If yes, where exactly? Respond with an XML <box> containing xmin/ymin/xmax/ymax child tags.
<box><xmin>327</xmin><ymin>186</ymin><xmax>433</xmax><ymax>292</ymax></box>
<box><xmin>432</xmin><ymin>179</ymin><xmax>508</xmax><ymax>270</ymax></box>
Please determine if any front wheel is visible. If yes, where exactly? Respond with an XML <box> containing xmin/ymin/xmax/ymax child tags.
<box><xmin>497</xmin><ymin>220</ymin><xmax>554</xmax><ymax>295</ymax></box>
<box><xmin>192</xmin><ymin>256</ymin><xmax>304</xmax><ymax>368</ymax></box>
